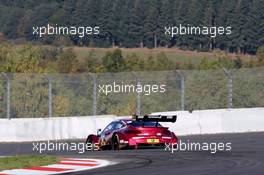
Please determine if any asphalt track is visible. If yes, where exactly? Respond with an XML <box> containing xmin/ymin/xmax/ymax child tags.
<box><xmin>1</xmin><ymin>132</ymin><xmax>264</xmax><ymax>175</ymax></box>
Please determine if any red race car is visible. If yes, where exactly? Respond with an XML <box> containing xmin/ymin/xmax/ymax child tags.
<box><xmin>85</xmin><ymin>114</ymin><xmax>178</xmax><ymax>150</ymax></box>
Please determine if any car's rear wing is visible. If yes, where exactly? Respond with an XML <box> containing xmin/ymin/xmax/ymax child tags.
<box><xmin>134</xmin><ymin>114</ymin><xmax>177</xmax><ymax>123</ymax></box>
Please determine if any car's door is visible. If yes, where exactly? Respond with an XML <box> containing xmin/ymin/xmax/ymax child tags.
<box><xmin>105</xmin><ymin>122</ymin><xmax>121</xmax><ymax>143</ymax></box>
<box><xmin>104</xmin><ymin>121</ymin><xmax>125</xmax><ymax>142</ymax></box>
<box><xmin>100</xmin><ymin>122</ymin><xmax>116</xmax><ymax>144</ymax></box>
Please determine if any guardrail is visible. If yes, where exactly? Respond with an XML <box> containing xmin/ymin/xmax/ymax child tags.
<box><xmin>0</xmin><ymin>108</ymin><xmax>263</xmax><ymax>142</ymax></box>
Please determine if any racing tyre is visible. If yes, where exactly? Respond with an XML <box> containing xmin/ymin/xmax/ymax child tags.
<box><xmin>85</xmin><ymin>136</ymin><xmax>96</xmax><ymax>151</ymax></box>
<box><xmin>111</xmin><ymin>134</ymin><xmax>121</xmax><ymax>150</ymax></box>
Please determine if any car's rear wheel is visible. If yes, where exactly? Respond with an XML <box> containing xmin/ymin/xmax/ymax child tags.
<box><xmin>111</xmin><ymin>134</ymin><xmax>121</xmax><ymax>150</ymax></box>
<box><xmin>85</xmin><ymin>136</ymin><xmax>96</xmax><ymax>151</ymax></box>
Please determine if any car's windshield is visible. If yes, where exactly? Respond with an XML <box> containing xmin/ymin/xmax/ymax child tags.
<box><xmin>127</xmin><ymin>121</ymin><xmax>162</xmax><ymax>127</ymax></box>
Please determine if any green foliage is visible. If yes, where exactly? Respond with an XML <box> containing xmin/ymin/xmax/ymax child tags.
<box><xmin>0</xmin><ymin>43</ymin><xmax>45</xmax><ymax>73</ymax></box>
<box><xmin>51</xmin><ymin>75</ymin><xmax>93</xmax><ymax>117</ymax></box>
<box><xmin>154</xmin><ymin>52</ymin><xmax>174</xmax><ymax>70</ymax></box>
<box><xmin>0</xmin><ymin>0</ymin><xmax>263</xmax><ymax>53</ymax></box>
<box><xmin>232</xmin><ymin>68</ymin><xmax>264</xmax><ymax>108</ymax></box>
<box><xmin>0</xmin><ymin>43</ymin><xmax>262</xmax><ymax>74</ymax></box>
<box><xmin>0</xmin><ymin>43</ymin><xmax>263</xmax><ymax>117</ymax></box>
<box><xmin>102</xmin><ymin>49</ymin><xmax>125</xmax><ymax>72</ymax></box>
<box><xmin>185</xmin><ymin>70</ymin><xmax>228</xmax><ymax>110</ymax></box>
<box><xmin>56</xmin><ymin>48</ymin><xmax>78</xmax><ymax>73</ymax></box>
<box><xmin>80</xmin><ymin>50</ymin><xmax>101</xmax><ymax>73</ymax></box>
<box><xmin>11</xmin><ymin>74</ymin><xmax>49</xmax><ymax>117</ymax></box>
<box><xmin>257</xmin><ymin>46</ymin><xmax>264</xmax><ymax>63</ymax></box>
<box><xmin>125</xmin><ymin>53</ymin><xmax>145</xmax><ymax>71</ymax></box>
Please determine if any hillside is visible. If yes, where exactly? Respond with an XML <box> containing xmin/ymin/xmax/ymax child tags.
<box><xmin>0</xmin><ymin>0</ymin><xmax>263</xmax><ymax>54</ymax></box>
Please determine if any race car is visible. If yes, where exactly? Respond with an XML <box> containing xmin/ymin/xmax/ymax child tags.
<box><xmin>85</xmin><ymin>114</ymin><xmax>178</xmax><ymax>150</ymax></box>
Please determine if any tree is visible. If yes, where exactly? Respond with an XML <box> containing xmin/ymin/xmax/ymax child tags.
<box><xmin>56</xmin><ymin>48</ymin><xmax>78</xmax><ymax>73</ymax></box>
<box><xmin>0</xmin><ymin>43</ymin><xmax>45</xmax><ymax>73</ymax></box>
<box><xmin>215</xmin><ymin>0</ymin><xmax>228</xmax><ymax>51</ymax></box>
<box><xmin>125</xmin><ymin>53</ymin><xmax>145</xmax><ymax>71</ymax></box>
<box><xmin>127</xmin><ymin>0</ymin><xmax>145</xmax><ymax>47</ymax></box>
<box><xmin>257</xmin><ymin>46</ymin><xmax>264</xmax><ymax>64</ymax></box>
<box><xmin>244</xmin><ymin>0</ymin><xmax>263</xmax><ymax>54</ymax></box>
<box><xmin>203</xmin><ymin>0</ymin><xmax>214</xmax><ymax>51</ymax></box>
<box><xmin>0</xmin><ymin>0</ymin><xmax>263</xmax><ymax>54</ymax></box>
<box><xmin>154</xmin><ymin>52</ymin><xmax>174</xmax><ymax>70</ymax></box>
<box><xmin>0</xmin><ymin>6</ymin><xmax>24</xmax><ymax>38</ymax></box>
<box><xmin>158</xmin><ymin>0</ymin><xmax>173</xmax><ymax>47</ymax></box>
<box><xmin>174</xmin><ymin>0</ymin><xmax>191</xmax><ymax>49</ymax></box>
<box><xmin>187</xmin><ymin>0</ymin><xmax>205</xmax><ymax>50</ymax></box>
<box><xmin>97</xmin><ymin>0</ymin><xmax>114</xmax><ymax>47</ymax></box>
<box><xmin>143</xmin><ymin>0</ymin><xmax>160</xmax><ymax>48</ymax></box>
<box><xmin>102</xmin><ymin>49</ymin><xmax>125</xmax><ymax>72</ymax></box>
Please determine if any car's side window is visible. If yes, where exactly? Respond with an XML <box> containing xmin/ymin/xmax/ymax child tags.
<box><xmin>114</xmin><ymin>122</ymin><xmax>124</xmax><ymax>130</ymax></box>
<box><xmin>102</xmin><ymin>121</ymin><xmax>124</xmax><ymax>134</ymax></box>
<box><xmin>103</xmin><ymin>122</ymin><xmax>115</xmax><ymax>133</ymax></box>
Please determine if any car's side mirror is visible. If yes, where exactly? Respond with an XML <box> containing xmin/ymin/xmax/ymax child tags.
<box><xmin>97</xmin><ymin>129</ymin><xmax>102</xmax><ymax>136</ymax></box>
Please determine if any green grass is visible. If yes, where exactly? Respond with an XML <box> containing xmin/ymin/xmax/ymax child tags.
<box><xmin>0</xmin><ymin>155</ymin><xmax>58</xmax><ymax>171</ymax></box>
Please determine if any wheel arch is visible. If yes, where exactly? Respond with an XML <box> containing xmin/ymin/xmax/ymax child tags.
<box><xmin>86</xmin><ymin>134</ymin><xmax>99</xmax><ymax>143</ymax></box>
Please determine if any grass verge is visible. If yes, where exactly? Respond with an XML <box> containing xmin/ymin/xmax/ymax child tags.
<box><xmin>0</xmin><ymin>155</ymin><xmax>58</xmax><ymax>171</ymax></box>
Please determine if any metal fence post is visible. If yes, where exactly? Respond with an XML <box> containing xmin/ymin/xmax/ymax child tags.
<box><xmin>177</xmin><ymin>70</ymin><xmax>185</xmax><ymax>111</ymax></box>
<box><xmin>48</xmin><ymin>76</ymin><xmax>52</xmax><ymax>117</ymax></box>
<box><xmin>132</xmin><ymin>72</ymin><xmax>141</xmax><ymax>116</ymax></box>
<box><xmin>6</xmin><ymin>74</ymin><xmax>10</xmax><ymax>119</ymax></box>
<box><xmin>227</xmin><ymin>76</ymin><xmax>233</xmax><ymax>109</ymax></box>
<box><xmin>223</xmin><ymin>68</ymin><xmax>233</xmax><ymax>109</ymax></box>
<box><xmin>136</xmin><ymin>80</ymin><xmax>141</xmax><ymax>116</ymax></box>
<box><xmin>92</xmin><ymin>74</ymin><xmax>97</xmax><ymax>116</ymax></box>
